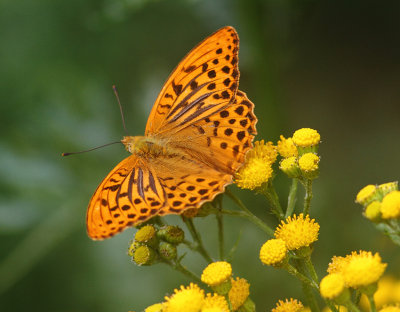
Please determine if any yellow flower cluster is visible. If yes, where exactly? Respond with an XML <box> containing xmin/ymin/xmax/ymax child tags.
<box><xmin>259</xmin><ymin>238</ymin><xmax>287</xmax><ymax>266</ymax></box>
<box><xmin>144</xmin><ymin>262</ymin><xmax>253</xmax><ymax>312</ymax></box>
<box><xmin>356</xmin><ymin>181</ymin><xmax>400</xmax><ymax>220</ymax></box>
<box><xmin>235</xmin><ymin>140</ymin><xmax>276</xmax><ymax>190</ymax></box>
<box><xmin>320</xmin><ymin>250</ymin><xmax>387</xmax><ymax>300</ymax></box>
<box><xmin>277</xmin><ymin>129</ymin><xmax>321</xmax><ymax>180</ymax></box>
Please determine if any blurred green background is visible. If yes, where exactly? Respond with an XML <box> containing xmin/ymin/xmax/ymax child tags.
<box><xmin>1</xmin><ymin>0</ymin><xmax>400</xmax><ymax>311</ymax></box>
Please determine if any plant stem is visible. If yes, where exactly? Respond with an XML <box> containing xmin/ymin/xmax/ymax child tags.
<box><xmin>304</xmin><ymin>256</ymin><xmax>319</xmax><ymax>284</ymax></box>
<box><xmin>165</xmin><ymin>260</ymin><xmax>202</xmax><ymax>284</ymax></box>
<box><xmin>285</xmin><ymin>263</ymin><xmax>319</xmax><ymax>289</ymax></box>
<box><xmin>286</xmin><ymin>179</ymin><xmax>298</xmax><ymax>217</ymax></box>
<box><xmin>260</xmin><ymin>181</ymin><xmax>285</xmax><ymax>220</ymax></box>
<box><xmin>346</xmin><ymin>301</ymin><xmax>362</xmax><ymax>312</ymax></box>
<box><xmin>182</xmin><ymin>217</ymin><xmax>213</xmax><ymax>263</ymax></box>
<box><xmin>294</xmin><ymin>259</ymin><xmax>320</xmax><ymax>312</ymax></box>
<box><xmin>367</xmin><ymin>294</ymin><xmax>377</xmax><ymax>312</ymax></box>
<box><xmin>303</xmin><ymin>179</ymin><xmax>313</xmax><ymax>215</ymax></box>
<box><xmin>216</xmin><ymin>212</ymin><xmax>224</xmax><ymax>260</ymax></box>
<box><xmin>221</xmin><ymin>210</ymin><xmax>274</xmax><ymax>236</ymax></box>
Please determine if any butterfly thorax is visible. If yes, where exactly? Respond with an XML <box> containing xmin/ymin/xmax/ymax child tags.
<box><xmin>122</xmin><ymin>136</ymin><xmax>174</xmax><ymax>158</ymax></box>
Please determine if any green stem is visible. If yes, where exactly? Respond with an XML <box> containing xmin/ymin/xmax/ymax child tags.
<box><xmin>259</xmin><ymin>181</ymin><xmax>285</xmax><ymax>220</ymax></box>
<box><xmin>182</xmin><ymin>217</ymin><xmax>213</xmax><ymax>263</ymax></box>
<box><xmin>221</xmin><ymin>210</ymin><xmax>274</xmax><ymax>236</ymax></box>
<box><xmin>164</xmin><ymin>260</ymin><xmax>202</xmax><ymax>284</ymax></box>
<box><xmin>346</xmin><ymin>300</ymin><xmax>362</xmax><ymax>312</ymax></box>
<box><xmin>294</xmin><ymin>259</ymin><xmax>320</xmax><ymax>312</ymax></box>
<box><xmin>367</xmin><ymin>294</ymin><xmax>377</xmax><ymax>312</ymax></box>
<box><xmin>216</xmin><ymin>212</ymin><xmax>224</xmax><ymax>260</ymax></box>
<box><xmin>225</xmin><ymin>190</ymin><xmax>275</xmax><ymax>236</ymax></box>
<box><xmin>286</xmin><ymin>179</ymin><xmax>298</xmax><ymax>217</ymax></box>
<box><xmin>285</xmin><ymin>263</ymin><xmax>319</xmax><ymax>289</ymax></box>
<box><xmin>303</xmin><ymin>179</ymin><xmax>313</xmax><ymax>215</ymax></box>
<box><xmin>325</xmin><ymin>301</ymin><xmax>339</xmax><ymax>312</ymax></box>
<box><xmin>304</xmin><ymin>256</ymin><xmax>319</xmax><ymax>284</ymax></box>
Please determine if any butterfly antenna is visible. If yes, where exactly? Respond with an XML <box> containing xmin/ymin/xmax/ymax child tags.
<box><xmin>113</xmin><ymin>85</ymin><xmax>128</xmax><ymax>135</ymax></box>
<box><xmin>62</xmin><ymin>141</ymin><xmax>122</xmax><ymax>156</ymax></box>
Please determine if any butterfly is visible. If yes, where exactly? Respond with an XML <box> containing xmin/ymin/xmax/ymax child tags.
<box><xmin>87</xmin><ymin>26</ymin><xmax>257</xmax><ymax>240</ymax></box>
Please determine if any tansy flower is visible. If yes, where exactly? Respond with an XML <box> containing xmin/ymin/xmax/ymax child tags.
<box><xmin>164</xmin><ymin>283</ymin><xmax>204</xmax><ymax>312</ymax></box>
<box><xmin>202</xmin><ymin>293</ymin><xmax>229</xmax><ymax>312</ymax></box>
<box><xmin>133</xmin><ymin>245</ymin><xmax>157</xmax><ymax>266</ymax></box>
<box><xmin>320</xmin><ymin>273</ymin><xmax>347</xmax><ymax>300</ymax></box>
<box><xmin>279</xmin><ymin>156</ymin><xmax>300</xmax><ymax>178</ymax></box>
<box><xmin>292</xmin><ymin>128</ymin><xmax>320</xmax><ymax>148</ymax></box>
<box><xmin>247</xmin><ymin>140</ymin><xmax>278</xmax><ymax>163</ymax></box>
<box><xmin>135</xmin><ymin>225</ymin><xmax>157</xmax><ymax>243</ymax></box>
<box><xmin>272</xmin><ymin>298</ymin><xmax>303</xmax><ymax>312</ymax></box>
<box><xmin>365</xmin><ymin>201</ymin><xmax>382</xmax><ymax>222</ymax></box>
<box><xmin>378</xmin><ymin>181</ymin><xmax>398</xmax><ymax>196</ymax></box>
<box><xmin>298</xmin><ymin>153</ymin><xmax>320</xmax><ymax>179</ymax></box>
<box><xmin>274</xmin><ymin>214</ymin><xmax>320</xmax><ymax>250</ymax></box>
<box><xmin>356</xmin><ymin>184</ymin><xmax>378</xmax><ymax>206</ymax></box>
<box><xmin>380</xmin><ymin>191</ymin><xmax>400</xmax><ymax>219</ymax></box>
<box><xmin>342</xmin><ymin>251</ymin><xmax>387</xmax><ymax>289</ymax></box>
<box><xmin>235</xmin><ymin>157</ymin><xmax>273</xmax><ymax>190</ymax></box>
<box><xmin>327</xmin><ymin>256</ymin><xmax>350</xmax><ymax>275</ymax></box>
<box><xmin>201</xmin><ymin>262</ymin><xmax>232</xmax><ymax>287</ymax></box>
<box><xmin>228</xmin><ymin>277</ymin><xmax>250</xmax><ymax>311</ymax></box>
<box><xmin>259</xmin><ymin>238</ymin><xmax>287</xmax><ymax>266</ymax></box>
<box><xmin>379</xmin><ymin>305</ymin><xmax>400</xmax><ymax>312</ymax></box>
<box><xmin>145</xmin><ymin>303</ymin><xmax>164</xmax><ymax>312</ymax></box>
<box><xmin>360</xmin><ymin>275</ymin><xmax>400</xmax><ymax>310</ymax></box>
<box><xmin>277</xmin><ymin>135</ymin><xmax>298</xmax><ymax>158</ymax></box>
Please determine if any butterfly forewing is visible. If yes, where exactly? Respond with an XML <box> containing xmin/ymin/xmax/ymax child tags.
<box><xmin>166</xmin><ymin>90</ymin><xmax>257</xmax><ymax>175</ymax></box>
<box><xmin>145</xmin><ymin>26</ymin><xmax>240</xmax><ymax>135</ymax></box>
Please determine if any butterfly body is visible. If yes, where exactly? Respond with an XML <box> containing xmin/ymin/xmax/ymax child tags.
<box><xmin>86</xmin><ymin>27</ymin><xmax>258</xmax><ymax>240</ymax></box>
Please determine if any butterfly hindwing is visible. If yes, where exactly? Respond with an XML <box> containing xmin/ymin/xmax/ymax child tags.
<box><xmin>87</xmin><ymin>156</ymin><xmax>167</xmax><ymax>240</ymax></box>
<box><xmin>145</xmin><ymin>26</ymin><xmax>240</xmax><ymax>135</ymax></box>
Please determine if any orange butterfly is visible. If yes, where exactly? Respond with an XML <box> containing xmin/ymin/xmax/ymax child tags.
<box><xmin>87</xmin><ymin>26</ymin><xmax>257</xmax><ymax>240</ymax></box>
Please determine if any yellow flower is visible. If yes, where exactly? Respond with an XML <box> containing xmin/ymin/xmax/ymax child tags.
<box><xmin>235</xmin><ymin>157</ymin><xmax>273</xmax><ymax>190</ymax></box>
<box><xmin>298</xmin><ymin>153</ymin><xmax>320</xmax><ymax>179</ymax></box>
<box><xmin>356</xmin><ymin>184</ymin><xmax>378</xmax><ymax>206</ymax></box>
<box><xmin>133</xmin><ymin>245</ymin><xmax>156</xmax><ymax>266</ymax></box>
<box><xmin>247</xmin><ymin>140</ymin><xmax>278</xmax><ymax>163</ymax></box>
<box><xmin>327</xmin><ymin>256</ymin><xmax>349</xmax><ymax>275</ymax></box>
<box><xmin>201</xmin><ymin>262</ymin><xmax>232</xmax><ymax>287</ymax></box>
<box><xmin>259</xmin><ymin>238</ymin><xmax>287</xmax><ymax>266</ymax></box>
<box><xmin>277</xmin><ymin>135</ymin><xmax>298</xmax><ymax>158</ymax></box>
<box><xmin>135</xmin><ymin>225</ymin><xmax>157</xmax><ymax>243</ymax></box>
<box><xmin>320</xmin><ymin>273</ymin><xmax>346</xmax><ymax>300</ymax></box>
<box><xmin>228</xmin><ymin>277</ymin><xmax>250</xmax><ymax>311</ymax></box>
<box><xmin>202</xmin><ymin>293</ymin><xmax>229</xmax><ymax>312</ymax></box>
<box><xmin>378</xmin><ymin>181</ymin><xmax>398</xmax><ymax>196</ymax></box>
<box><xmin>364</xmin><ymin>201</ymin><xmax>382</xmax><ymax>222</ymax></box>
<box><xmin>279</xmin><ymin>156</ymin><xmax>300</xmax><ymax>178</ymax></box>
<box><xmin>379</xmin><ymin>305</ymin><xmax>400</xmax><ymax>312</ymax></box>
<box><xmin>292</xmin><ymin>128</ymin><xmax>320</xmax><ymax>147</ymax></box>
<box><xmin>272</xmin><ymin>298</ymin><xmax>303</xmax><ymax>312</ymax></box>
<box><xmin>360</xmin><ymin>275</ymin><xmax>400</xmax><ymax>310</ymax></box>
<box><xmin>274</xmin><ymin>214</ymin><xmax>320</xmax><ymax>250</ymax></box>
<box><xmin>164</xmin><ymin>283</ymin><xmax>204</xmax><ymax>312</ymax></box>
<box><xmin>298</xmin><ymin>153</ymin><xmax>319</xmax><ymax>172</ymax></box>
<box><xmin>145</xmin><ymin>303</ymin><xmax>164</xmax><ymax>312</ymax></box>
<box><xmin>380</xmin><ymin>191</ymin><xmax>400</xmax><ymax>219</ymax></box>
<box><xmin>342</xmin><ymin>251</ymin><xmax>387</xmax><ymax>288</ymax></box>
